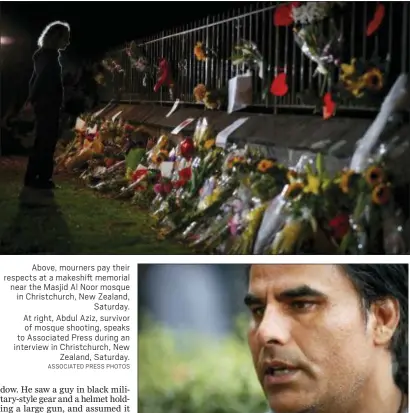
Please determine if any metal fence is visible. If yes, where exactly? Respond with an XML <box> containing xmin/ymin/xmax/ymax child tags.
<box><xmin>100</xmin><ymin>1</ymin><xmax>409</xmax><ymax>113</ymax></box>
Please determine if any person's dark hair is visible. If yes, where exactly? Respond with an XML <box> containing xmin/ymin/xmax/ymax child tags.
<box><xmin>37</xmin><ymin>21</ymin><xmax>70</xmax><ymax>48</ymax></box>
<box><xmin>340</xmin><ymin>264</ymin><xmax>408</xmax><ymax>394</ymax></box>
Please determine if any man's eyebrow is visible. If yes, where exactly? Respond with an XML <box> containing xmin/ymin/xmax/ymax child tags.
<box><xmin>244</xmin><ymin>293</ymin><xmax>263</xmax><ymax>307</ymax></box>
<box><xmin>278</xmin><ymin>285</ymin><xmax>326</xmax><ymax>300</ymax></box>
<box><xmin>244</xmin><ymin>285</ymin><xmax>327</xmax><ymax>307</ymax></box>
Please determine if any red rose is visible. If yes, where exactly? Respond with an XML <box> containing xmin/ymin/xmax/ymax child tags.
<box><xmin>179</xmin><ymin>167</ymin><xmax>192</xmax><ymax>181</ymax></box>
<box><xmin>173</xmin><ymin>179</ymin><xmax>185</xmax><ymax>189</ymax></box>
<box><xmin>329</xmin><ymin>214</ymin><xmax>350</xmax><ymax>242</ymax></box>
<box><xmin>163</xmin><ymin>183</ymin><xmax>172</xmax><ymax>194</ymax></box>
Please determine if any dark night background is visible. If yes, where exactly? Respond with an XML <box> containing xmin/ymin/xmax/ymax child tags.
<box><xmin>0</xmin><ymin>1</ymin><xmax>238</xmax><ymax>113</ymax></box>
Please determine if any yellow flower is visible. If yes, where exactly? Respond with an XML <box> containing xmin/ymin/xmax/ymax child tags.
<box><xmin>194</xmin><ymin>42</ymin><xmax>206</xmax><ymax>61</ymax></box>
<box><xmin>340</xmin><ymin>58</ymin><xmax>356</xmax><ymax>81</ymax></box>
<box><xmin>227</xmin><ymin>156</ymin><xmax>245</xmax><ymax>170</ymax></box>
<box><xmin>152</xmin><ymin>151</ymin><xmax>167</xmax><ymax>165</ymax></box>
<box><xmin>363</xmin><ymin>68</ymin><xmax>383</xmax><ymax>91</ymax></box>
<box><xmin>203</xmin><ymin>92</ymin><xmax>220</xmax><ymax>110</ymax></box>
<box><xmin>257</xmin><ymin>159</ymin><xmax>275</xmax><ymax>173</ymax></box>
<box><xmin>91</xmin><ymin>139</ymin><xmax>104</xmax><ymax>154</ymax></box>
<box><xmin>157</xmin><ymin>135</ymin><xmax>169</xmax><ymax>149</ymax></box>
<box><xmin>285</xmin><ymin>182</ymin><xmax>304</xmax><ymax>199</ymax></box>
<box><xmin>193</xmin><ymin>84</ymin><xmax>207</xmax><ymax>102</ymax></box>
<box><xmin>286</xmin><ymin>169</ymin><xmax>298</xmax><ymax>182</ymax></box>
<box><xmin>340</xmin><ymin>58</ymin><xmax>366</xmax><ymax>97</ymax></box>
<box><xmin>126</xmin><ymin>167</ymin><xmax>133</xmax><ymax>181</ymax></box>
<box><xmin>204</xmin><ymin>139</ymin><xmax>215</xmax><ymax>150</ymax></box>
<box><xmin>372</xmin><ymin>183</ymin><xmax>391</xmax><ymax>205</ymax></box>
<box><xmin>365</xmin><ymin>166</ymin><xmax>385</xmax><ymax>187</ymax></box>
<box><xmin>304</xmin><ymin>174</ymin><xmax>321</xmax><ymax>195</ymax></box>
<box><xmin>340</xmin><ymin>169</ymin><xmax>356</xmax><ymax>194</ymax></box>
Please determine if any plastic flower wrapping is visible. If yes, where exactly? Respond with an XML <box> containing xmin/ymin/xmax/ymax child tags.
<box><xmin>292</xmin><ymin>2</ymin><xmax>344</xmax><ymax>78</ymax></box>
<box><xmin>231</xmin><ymin>40</ymin><xmax>265</xmax><ymax>80</ymax></box>
<box><xmin>125</xmin><ymin>41</ymin><xmax>150</xmax><ymax>73</ymax></box>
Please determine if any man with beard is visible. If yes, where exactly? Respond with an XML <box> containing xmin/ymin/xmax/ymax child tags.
<box><xmin>22</xmin><ymin>20</ymin><xmax>70</xmax><ymax>191</ymax></box>
<box><xmin>246</xmin><ymin>264</ymin><xmax>408</xmax><ymax>413</ymax></box>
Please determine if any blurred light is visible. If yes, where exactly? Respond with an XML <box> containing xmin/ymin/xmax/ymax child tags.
<box><xmin>0</xmin><ymin>36</ymin><xmax>14</xmax><ymax>45</ymax></box>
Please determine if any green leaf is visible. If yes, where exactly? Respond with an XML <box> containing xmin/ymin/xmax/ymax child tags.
<box><xmin>231</xmin><ymin>57</ymin><xmax>244</xmax><ymax>66</ymax></box>
<box><xmin>125</xmin><ymin>148</ymin><xmax>146</xmax><ymax>171</ymax></box>
<box><xmin>316</xmin><ymin>153</ymin><xmax>324</xmax><ymax>179</ymax></box>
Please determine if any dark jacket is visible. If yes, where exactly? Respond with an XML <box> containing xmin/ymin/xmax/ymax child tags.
<box><xmin>28</xmin><ymin>48</ymin><xmax>64</xmax><ymax>106</ymax></box>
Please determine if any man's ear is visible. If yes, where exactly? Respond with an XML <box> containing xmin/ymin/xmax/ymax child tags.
<box><xmin>370</xmin><ymin>298</ymin><xmax>400</xmax><ymax>347</ymax></box>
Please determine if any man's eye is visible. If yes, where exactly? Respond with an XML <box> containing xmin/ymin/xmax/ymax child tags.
<box><xmin>250</xmin><ymin>307</ymin><xmax>264</xmax><ymax>317</ymax></box>
<box><xmin>290</xmin><ymin>301</ymin><xmax>316</xmax><ymax>311</ymax></box>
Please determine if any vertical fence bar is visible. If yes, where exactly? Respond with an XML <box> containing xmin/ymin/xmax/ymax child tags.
<box><xmin>205</xmin><ymin>16</ymin><xmax>210</xmax><ymax>86</ymax></box>
<box><xmin>268</xmin><ymin>2</ymin><xmax>274</xmax><ymax>108</ymax></box>
<box><xmin>401</xmin><ymin>1</ymin><xmax>409</xmax><ymax>73</ymax></box>
<box><xmin>274</xmin><ymin>2</ymin><xmax>280</xmax><ymax>114</ymax></box>
<box><xmin>362</xmin><ymin>2</ymin><xmax>367</xmax><ymax>59</ymax></box>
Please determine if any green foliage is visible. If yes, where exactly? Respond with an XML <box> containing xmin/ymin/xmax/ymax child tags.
<box><xmin>139</xmin><ymin>318</ymin><xmax>267</xmax><ymax>413</ymax></box>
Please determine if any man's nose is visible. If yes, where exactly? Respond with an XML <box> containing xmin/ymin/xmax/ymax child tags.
<box><xmin>256</xmin><ymin>305</ymin><xmax>291</xmax><ymax>346</ymax></box>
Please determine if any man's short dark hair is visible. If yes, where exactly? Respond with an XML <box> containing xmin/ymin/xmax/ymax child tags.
<box><xmin>340</xmin><ymin>264</ymin><xmax>408</xmax><ymax>393</ymax></box>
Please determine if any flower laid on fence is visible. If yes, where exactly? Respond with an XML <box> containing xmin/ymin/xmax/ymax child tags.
<box><xmin>101</xmin><ymin>58</ymin><xmax>124</xmax><ymax>74</ymax></box>
<box><xmin>154</xmin><ymin>58</ymin><xmax>174</xmax><ymax>100</ymax></box>
<box><xmin>194</xmin><ymin>41</ymin><xmax>207</xmax><ymax>61</ymax></box>
<box><xmin>193</xmin><ymin>84</ymin><xmax>225</xmax><ymax>110</ymax></box>
<box><xmin>231</xmin><ymin>40</ymin><xmax>265</xmax><ymax>80</ymax></box>
<box><xmin>125</xmin><ymin>41</ymin><xmax>150</xmax><ymax>72</ymax></box>
<box><xmin>339</xmin><ymin>57</ymin><xmax>388</xmax><ymax>103</ymax></box>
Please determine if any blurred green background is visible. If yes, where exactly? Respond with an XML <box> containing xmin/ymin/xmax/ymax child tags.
<box><xmin>138</xmin><ymin>264</ymin><xmax>268</xmax><ymax>413</ymax></box>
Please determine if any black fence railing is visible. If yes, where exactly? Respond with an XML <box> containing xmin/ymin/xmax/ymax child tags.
<box><xmin>99</xmin><ymin>1</ymin><xmax>409</xmax><ymax>113</ymax></box>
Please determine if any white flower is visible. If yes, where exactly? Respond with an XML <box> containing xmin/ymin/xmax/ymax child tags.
<box><xmin>292</xmin><ymin>2</ymin><xmax>330</xmax><ymax>24</ymax></box>
<box><xmin>292</xmin><ymin>5</ymin><xmax>311</xmax><ymax>24</ymax></box>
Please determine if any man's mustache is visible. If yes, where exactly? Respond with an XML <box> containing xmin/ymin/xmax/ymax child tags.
<box><xmin>257</xmin><ymin>347</ymin><xmax>302</xmax><ymax>370</ymax></box>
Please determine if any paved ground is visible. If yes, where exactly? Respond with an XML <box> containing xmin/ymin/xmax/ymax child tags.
<box><xmin>0</xmin><ymin>157</ymin><xmax>189</xmax><ymax>254</ymax></box>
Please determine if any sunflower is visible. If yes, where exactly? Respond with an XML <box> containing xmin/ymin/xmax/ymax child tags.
<box><xmin>340</xmin><ymin>58</ymin><xmax>357</xmax><ymax>82</ymax></box>
<box><xmin>193</xmin><ymin>84</ymin><xmax>207</xmax><ymax>102</ymax></box>
<box><xmin>363</xmin><ymin>68</ymin><xmax>383</xmax><ymax>91</ymax></box>
<box><xmin>286</xmin><ymin>169</ymin><xmax>298</xmax><ymax>182</ymax></box>
<box><xmin>204</xmin><ymin>139</ymin><xmax>216</xmax><ymax>150</ymax></box>
<box><xmin>339</xmin><ymin>58</ymin><xmax>366</xmax><ymax>97</ymax></box>
<box><xmin>364</xmin><ymin>166</ymin><xmax>385</xmax><ymax>187</ymax></box>
<box><xmin>285</xmin><ymin>182</ymin><xmax>304</xmax><ymax>199</ymax></box>
<box><xmin>340</xmin><ymin>169</ymin><xmax>357</xmax><ymax>194</ymax></box>
<box><xmin>152</xmin><ymin>151</ymin><xmax>168</xmax><ymax>165</ymax></box>
<box><xmin>194</xmin><ymin>42</ymin><xmax>207</xmax><ymax>61</ymax></box>
<box><xmin>227</xmin><ymin>156</ymin><xmax>246</xmax><ymax>169</ymax></box>
<box><xmin>257</xmin><ymin>159</ymin><xmax>275</xmax><ymax>173</ymax></box>
<box><xmin>372</xmin><ymin>183</ymin><xmax>391</xmax><ymax>205</ymax></box>
<box><xmin>203</xmin><ymin>92</ymin><xmax>220</xmax><ymax>110</ymax></box>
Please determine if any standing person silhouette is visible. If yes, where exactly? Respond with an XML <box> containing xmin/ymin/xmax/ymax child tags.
<box><xmin>22</xmin><ymin>21</ymin><xmax>70</xmax><ymax>190</ymax></box>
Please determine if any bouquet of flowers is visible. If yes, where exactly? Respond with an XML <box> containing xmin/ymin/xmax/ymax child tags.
<box><xmin>227</xmin><ymin>154</ymin><xmax>289</xmax><ymax>254</ymax></box>
<box><xmin>231</xmin><ymin>40</ymin><xmax>265</xmax><ymax>80</ymax></box>
<box><xmin>292</xmin><ymin>2</ymin><xmax>344</xmax><ymax>76</ymax></box>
